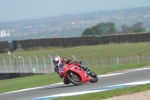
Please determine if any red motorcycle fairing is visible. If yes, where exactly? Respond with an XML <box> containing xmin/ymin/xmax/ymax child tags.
<box><xmin>58</xmin><ymin>62</ymin><xmax>91</xmax><ymax>83</ymax></box>
<box><xmin>68</xmin><ymin>64</ymin><xmax>91</xmax><ymax>82</ymax></box>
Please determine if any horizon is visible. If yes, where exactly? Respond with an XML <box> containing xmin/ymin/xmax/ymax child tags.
<box><xmin>0</xmin><ymin>6</ymin><xmax>150</xmax><ymax>24</ymax></box>
<box><xmin>0</xmin><ymin>0</ymin><xmax>150</xmax><ymax>23</ymax></box>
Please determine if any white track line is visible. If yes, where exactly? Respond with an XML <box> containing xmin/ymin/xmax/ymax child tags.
<box><xmin>31</xmin><ymin>80</ymin><xmax>150</xmax><ymax>100</ymax></box>
<box><xmin>0</xmin><ymin>82</ymin><xmax>63</xmax><ymax>95</ymax></box>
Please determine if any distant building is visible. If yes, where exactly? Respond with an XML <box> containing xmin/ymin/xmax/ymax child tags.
<box><xmin>0</xmin><ymin>30</ymin><xmax>10</xmax><ymax>37</ymax></box>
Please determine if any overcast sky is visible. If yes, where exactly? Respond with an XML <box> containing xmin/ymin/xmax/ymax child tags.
<box><xmin>0</xmin><ymin>0</ymin><xmax>150</xmax><ymax>22</ymax></box>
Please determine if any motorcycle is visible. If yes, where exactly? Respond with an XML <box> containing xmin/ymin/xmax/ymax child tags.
<box><xmin>57</xmin><ymin>61</ymin><xmax>98</xmax><ymax>85</ymax></box>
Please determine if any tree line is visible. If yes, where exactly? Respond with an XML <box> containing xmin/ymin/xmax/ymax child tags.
<box><xmin>82</xmin><ymin>22</ymin><xmax>146</xmax><ymax>36</ymax></box>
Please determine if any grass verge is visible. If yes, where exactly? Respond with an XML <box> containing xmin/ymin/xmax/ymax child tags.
<box><xmin>0</xmin><ymin>42</ymin><xmax>150</xmax><ymax>58</ymax></box>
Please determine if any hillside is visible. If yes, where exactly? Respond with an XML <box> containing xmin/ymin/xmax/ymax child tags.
<box><xmin>0</xmin><ymin>6</ymin><xmax>150</xmax><ymax>42</ymax></box>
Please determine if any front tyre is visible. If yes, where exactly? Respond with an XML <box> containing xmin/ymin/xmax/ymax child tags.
<box><xmin>66</xmin><ymin>71</ymin><xmax>82</xmax><ymax>85</ymax></box>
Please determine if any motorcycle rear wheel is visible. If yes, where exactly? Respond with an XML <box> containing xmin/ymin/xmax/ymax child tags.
<box><xmin>89</xmin><ymin>72</ymin><xmax>98</xmax><ymax>83</ymax></box>
<box><xmin>67</xmin><ymin>71</ymin><xmax>82</xmax><ymax>85</ymax></box>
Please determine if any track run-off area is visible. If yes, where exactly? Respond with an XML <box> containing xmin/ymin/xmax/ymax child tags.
<box><xmin>0</xmin><ymin>67</ymin><xmax>150</xmax><ymax>100</ymax></box>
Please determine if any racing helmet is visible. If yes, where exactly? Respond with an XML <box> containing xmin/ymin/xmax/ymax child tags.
<box><xmin>53</xmin><ymin>55</ymin><xmax>61</xmax><ymax>66</ymax></box>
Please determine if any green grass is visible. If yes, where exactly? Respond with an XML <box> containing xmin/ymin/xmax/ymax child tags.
<box><xmin>0</xmin><ymin>42</ymin><xmax>150</xmax><ymax>58</ymax></box>
<box><xmin>92</xmin><ymin>62</ymin><xmax>150</xmax><ymax>75</ymax></box>
<box><xmin>0</xmin><ymin>62</ymin><xmax>149</xmax><ymax>93</ymax></box>
<box><xmin>0</xmin><ymin>73</ymin><xmax>61</xmax><ymax>93</ymax></box>
<box><xmin>54</xmin><ymin>83</ymin><xmax>150</xmax><ymax>100</ymax></box>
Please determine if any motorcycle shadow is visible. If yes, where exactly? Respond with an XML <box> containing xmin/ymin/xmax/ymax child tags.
<box><xmin>39</xmin><ymin>84</ymin><xmax>76</xmax><ymax>90</ymax></box>
<box><xmin>39</xmin><ymin>82</ymin><xmax>91</xmax><ymax>91</ymax></box>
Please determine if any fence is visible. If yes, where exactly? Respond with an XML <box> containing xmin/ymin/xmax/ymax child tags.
<box><xmin>0</xmin><ymin>33</ymin><xmax>150</xmax><ymax>52</ymax></box>
<box><xmin>0</xmin><ymin>55</ymin><xmax>54</xmax><ymax>74</ymax></box>
<box><xmin>0</xmin><ymin>54</ymin><xmax>150</xmax><ymax>74</ymax></box>
<box><xmin>79</xmin><ymin>54</ymin><xmax>150</xmax><ymax>68</ymax></box>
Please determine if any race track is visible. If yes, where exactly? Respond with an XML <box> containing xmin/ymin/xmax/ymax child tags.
<box><xmin>0</xmin><ymin>67</ymin><xmax>150</xmax><ymax>100</ymax></box>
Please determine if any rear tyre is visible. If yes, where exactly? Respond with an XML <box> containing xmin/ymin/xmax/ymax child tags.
<box><xmin>66</xmin><ymin>71</ymin><xmax>82</xmax><ymax>85</ymax></box>
<box><xmin>89</xmin><ymin>71</ymin><xmax>98</xmax><ymax>83</ymax></box>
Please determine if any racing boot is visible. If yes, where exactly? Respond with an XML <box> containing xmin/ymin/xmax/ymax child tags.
<box><xmin>80</xmin><ymin>64</ymin><xmax>87</xmax><ymax>71</ymax></box>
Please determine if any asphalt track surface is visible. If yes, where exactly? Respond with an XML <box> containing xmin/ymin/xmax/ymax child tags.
<box><xmin>0</xmin><ymin>67</ymin><xmax>150</xmax><ymax>100</ymax></box>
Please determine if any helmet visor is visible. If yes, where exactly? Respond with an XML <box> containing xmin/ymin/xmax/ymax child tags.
<box><xmin>53</xmin><ymin>60</ymin><xmax>59</xmax><ymax>65</ymax></box>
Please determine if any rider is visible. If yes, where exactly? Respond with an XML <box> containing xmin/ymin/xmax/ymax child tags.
<box><xmin>52</xmin><ymin>55</ymin><xmax>92</xmax><ymax>84</ymax></box>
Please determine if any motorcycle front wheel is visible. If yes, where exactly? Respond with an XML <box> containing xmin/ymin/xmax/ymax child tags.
<box><xmin>66</xmin><ymin>71</ymin><xmax>82</xmax><ymax>85</ymax></box>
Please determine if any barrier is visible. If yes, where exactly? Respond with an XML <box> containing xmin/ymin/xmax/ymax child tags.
<box><xmin>2</xmin><ymin>33</ymin><xmax>150</xmax><ymax>50</ymax></box>
<box><xmin>0</xmin><ymin>41</ymin><xmax>9</xmax><ymax>53</ymax></box>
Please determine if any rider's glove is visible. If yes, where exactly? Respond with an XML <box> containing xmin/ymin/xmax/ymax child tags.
<box><xmin>55</xmin><ymin>66</ymin><xmax>58</xmax><ymax>72</ymax></box>
<box><xmin>68</xmin><ymin>60</ymin><xmax>74</xmax><ymax>64</ymax></box>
